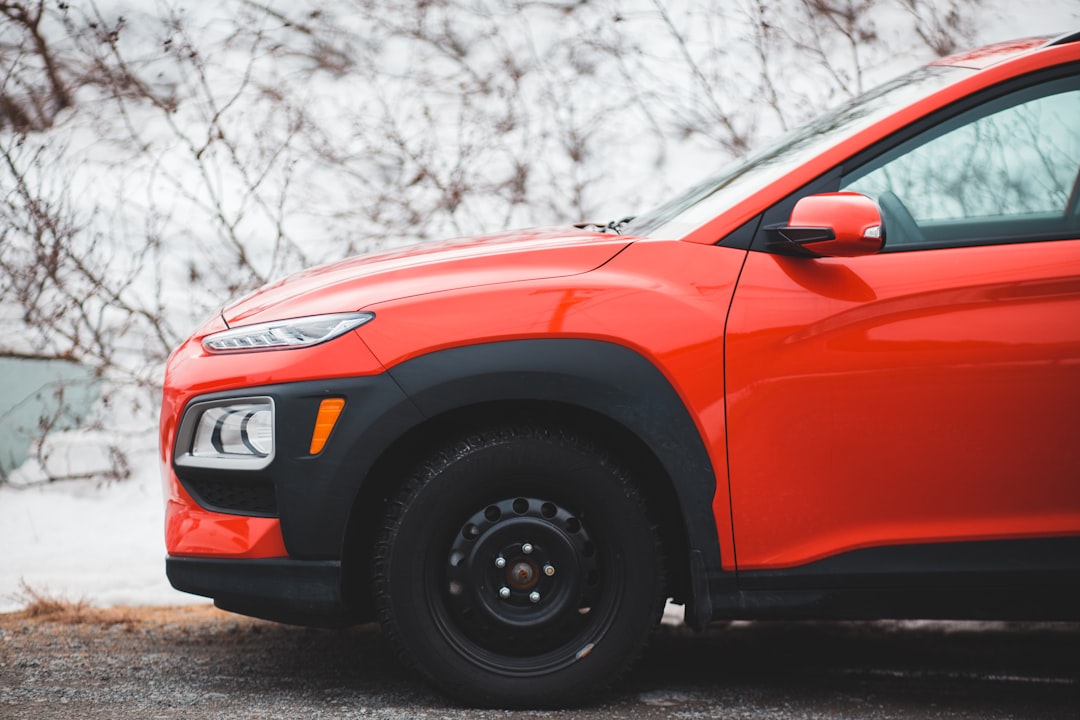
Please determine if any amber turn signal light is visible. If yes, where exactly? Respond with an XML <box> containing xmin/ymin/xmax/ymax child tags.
<box><xmin>309</xmin><ymin>398</ymin><xmax>345</xmax><ymax>454</ymax></box>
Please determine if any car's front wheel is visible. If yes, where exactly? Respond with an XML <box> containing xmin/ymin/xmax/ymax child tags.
<box><xmin>373</xmin><ymin>426</ymin><xmax>665</xmax><ymax>707</ymax></box>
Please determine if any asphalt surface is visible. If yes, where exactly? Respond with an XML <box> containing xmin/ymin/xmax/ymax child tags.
<box><xmin>1</xmin><ymin>605</ymin><xmax>1078</xmax><ymax>719</ymax></box>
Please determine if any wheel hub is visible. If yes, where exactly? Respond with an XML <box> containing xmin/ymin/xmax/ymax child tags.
<box><xmin>508</xmin><ymin>559</ymin><xmax>537</xmax><ymax>589</ymax></box>
<box><xmin>444</xmin><ymin>496</ymin><xmax>598</xmax><ymax>651</ymax></box>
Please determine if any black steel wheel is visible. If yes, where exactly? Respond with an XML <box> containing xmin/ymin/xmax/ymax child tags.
<box><xmin>373</xmin><ymin>426</ymin><xmax>665</xmax><ymax>707</ymax></box>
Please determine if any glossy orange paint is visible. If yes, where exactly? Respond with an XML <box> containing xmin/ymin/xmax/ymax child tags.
<box><xmin>726</xmin><ymin>240</ymin><xmax>1080</xmax><ymax>570</ymax></box>
<box><xmin>930</xmin><ymin>36</ymin><xmax>1048</xmax><ymax>69</ymax></box>
<box><xmin>164</xmin><ymin>479</ymin><xmax>287</xmax><ymax>558</ymax></box>
<box><xmin>785</xmin><ymin>192</ymin><xmax>884</xmax><ymax>257</ymax></box>
<box><xmin>221</xmin><ymin>228</ymin><xmax>630</xmax><ymax>327</ymax></box>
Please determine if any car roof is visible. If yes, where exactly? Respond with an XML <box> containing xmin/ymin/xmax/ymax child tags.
<box><xmin>931</xmin><ymin>31</ymin><xmax>1079</xmax><ymax>70</ymax></box>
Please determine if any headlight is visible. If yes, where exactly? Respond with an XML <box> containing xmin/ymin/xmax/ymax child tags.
<box><xmin>175</xmin><ymin>397</ymin><xmax>275</xmax><ymax>470</ymax></box>
<box><xmin>202</xmin><ymin>312</ymin><xmax>374</xmax><ymax>354</ymax></box>
<box><xmin>192</xmin><ymin>403</ymin><xmax>273</xmax><ymax>457</ymax></box>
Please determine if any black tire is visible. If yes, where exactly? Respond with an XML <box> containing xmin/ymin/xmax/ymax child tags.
<box><xmin>373</xmin><ymin>426</ymin><xmax>665</xmax><ymax>708</ymax></box>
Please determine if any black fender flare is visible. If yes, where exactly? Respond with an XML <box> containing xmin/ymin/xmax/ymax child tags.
<box><xmin>385</xmin><ymin>338</ymin><xmax>723</xmax><ymax>624</ymax></box>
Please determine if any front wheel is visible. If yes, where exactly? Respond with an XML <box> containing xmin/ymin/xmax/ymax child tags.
<box><xmin>372</xmin><ymin>426</ymin><xmax>665</xmax><ymax>707</ymax></box>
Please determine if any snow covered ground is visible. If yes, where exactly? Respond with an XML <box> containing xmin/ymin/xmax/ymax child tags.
<box><xmin>0</xmin><ymin>432</ymin><xmax>192</xmax><ymax>612</ymax></box>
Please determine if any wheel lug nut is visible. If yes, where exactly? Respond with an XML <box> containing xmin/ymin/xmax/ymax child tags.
<box><xmin>494</xmin><ymin>556</ymin><xmax>507</xmax><ymax>569</ymax></box>
<box><xmin>499</xmin><ymin>587</ymin><xmax>511</xmax><ymax>599</ymax></box>
<box><xmin>543</xmin><ymin>564</ymin><xmax>555</xmax><ymax>577</ymax></box>
<box><xmin>522</xmin><ymin>543</ymin><xmax>533</xmax><ymax>554</ymax></box>
<box><xmin>529</xmin><ymin>591</ymin><xmax>541</xmax><ymax>603</ymax></box>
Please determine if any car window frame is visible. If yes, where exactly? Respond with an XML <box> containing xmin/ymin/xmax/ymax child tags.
<box><xmin>750</xmin><ymin>61</ymin><xmax>1080</xmax><ymax>255</ymax></box>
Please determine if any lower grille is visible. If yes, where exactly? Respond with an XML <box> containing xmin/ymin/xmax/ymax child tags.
<box><xmin>184</xmin><ymin>477</ymin><xmax>278</xmax><ymax>517</ymax></box>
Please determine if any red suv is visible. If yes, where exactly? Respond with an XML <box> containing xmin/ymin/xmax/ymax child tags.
<box><xmin>162</xmin><ymin>33</ymin><xmax>1080</xmax><ymax>706</ymax></box>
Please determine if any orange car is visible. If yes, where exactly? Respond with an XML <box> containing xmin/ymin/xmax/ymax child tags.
<box><xmin>162</xmin><ymin>32</ymin><xmax>1080</xmax><ymax>706</ymax></box>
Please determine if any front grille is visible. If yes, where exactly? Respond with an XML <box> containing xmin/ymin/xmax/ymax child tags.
<box><xmin>184</xmin><ymin>477</ymin><xmax>278</xmax><ymax>517</ymax></box>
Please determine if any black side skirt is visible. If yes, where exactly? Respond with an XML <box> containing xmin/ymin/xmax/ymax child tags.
<box><xmin>708</xmin><ymin>536</ymin><xmax>1080</xmax><ymax>621</ymax></box>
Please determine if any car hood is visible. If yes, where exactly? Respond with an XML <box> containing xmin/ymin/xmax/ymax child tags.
<box><xmin>222</xmin><ymin>227</ymin><xmax>632</xmax><ymax>326</ymax></box>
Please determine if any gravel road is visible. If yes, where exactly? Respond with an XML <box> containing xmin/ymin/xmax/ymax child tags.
<box><xmin>2</xmin><ymin>604</ymin><xmax>1077</xmax><ymax>719</ymax></box>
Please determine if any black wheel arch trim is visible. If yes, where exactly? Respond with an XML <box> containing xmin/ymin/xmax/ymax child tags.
<box><xmin>384</xmin><ymin>338</ymin><xmax>726</xmax><ymax>626</ymax></box>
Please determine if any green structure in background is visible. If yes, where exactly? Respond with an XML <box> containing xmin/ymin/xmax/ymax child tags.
<box><xmin>0</xmin><ymin>355</ymin><xmax>100</xmax><ymax>480</ymax></box>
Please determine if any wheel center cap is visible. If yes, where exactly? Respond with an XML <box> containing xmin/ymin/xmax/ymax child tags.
<box><xmin>509</xmin><ymin>560</ymin><xmax>537</xmax><ymax>589</ymax></box>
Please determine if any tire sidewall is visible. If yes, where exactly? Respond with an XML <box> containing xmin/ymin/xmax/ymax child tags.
<box><xmin>378</xmin><ymin>429</ymin><xmax>663</xmax><ymax>707</ymax></box>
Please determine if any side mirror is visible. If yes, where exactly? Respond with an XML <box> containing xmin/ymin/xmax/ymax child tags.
<box><xmin>765</xmin><ymin>192</ymin><xmax>884</xmax><ymax>258</ymax></box>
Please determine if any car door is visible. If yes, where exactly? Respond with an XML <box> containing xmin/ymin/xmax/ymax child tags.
<box><xmin>724</xmin><ymin>70</ymin><xmax>1080</xmax><ymax>578</ymax></box>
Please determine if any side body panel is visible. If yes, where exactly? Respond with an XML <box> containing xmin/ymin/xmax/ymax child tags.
<box><xmin>725</xmin><ymin>240</ymin><xmax>1080</xmax><ymax>571</ymax></box>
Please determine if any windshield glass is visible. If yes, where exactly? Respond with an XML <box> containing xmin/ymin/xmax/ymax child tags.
<box><xmin>630</xmin><ymin>65</ymin><xmax>968</xmax><ymax>239</ymax></box>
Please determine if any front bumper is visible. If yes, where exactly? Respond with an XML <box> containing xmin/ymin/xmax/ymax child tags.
<box><xmin>164</xmin><ymin>373</ymin><xmax>423</xmax><ymax>559</ymax></box>
<box><xmin>166</xmin><ymin>556</ymin><xmax>358</xmax><ymax>626</ymax></box>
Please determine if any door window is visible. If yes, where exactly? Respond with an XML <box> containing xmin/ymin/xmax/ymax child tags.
<box><xmin>841</xmin><ymin>75</ymin><xmax>1080</xmax><ymax>248</ymax></box>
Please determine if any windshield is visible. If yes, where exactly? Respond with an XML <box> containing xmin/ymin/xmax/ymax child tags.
<box><xmin>630</xmin><ymin>65</ymin><xmax>969</xmax><ymax>239</ymax></box>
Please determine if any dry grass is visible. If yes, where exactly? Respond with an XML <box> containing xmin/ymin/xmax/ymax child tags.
<box><xmin>10</xmin><ymin>579</ymin><xmax>131</xmax><ymax>625</ymax></box>
<box><xmin>1</xmin><ymin>584</ymin><xmax>239</xmax><ymax>633</ymax></box>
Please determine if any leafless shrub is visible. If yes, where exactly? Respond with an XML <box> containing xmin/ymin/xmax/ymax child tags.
<box><xmin>0</xmin><ymin>1</ymin><xmax>72</xmax><ymax>131</ymax></box>
<box><xmin>900</xmin><ymin>0</ymin><xmax>974</xmax><ymax>56</ymax></box>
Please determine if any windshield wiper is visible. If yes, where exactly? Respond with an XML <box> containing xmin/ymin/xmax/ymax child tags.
<box><xmin>575</xmin><ymin>216</ymin><xmax>636</xmax><ymax>235</ymax></box>
<box><xmin>605</xmin><ymin>216</ymin><xmax>635</xmax><ymax>234</ymax></box>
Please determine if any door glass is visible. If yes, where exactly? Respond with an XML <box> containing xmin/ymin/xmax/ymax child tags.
<box><xmin>841</xmin><ymin>76</ymin><xmax>1080</xmax><ymax>246</ymax></box>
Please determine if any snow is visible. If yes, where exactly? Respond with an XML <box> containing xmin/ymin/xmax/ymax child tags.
<box><xmin>0</xmin><ymin>432</ymin><xmax>195</xmax><ymax>612</ymax></box>
<box><xmin>1</xmin><ymin>1</ymin><xmax>1078</xmax><ymax>615</ymax></box>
